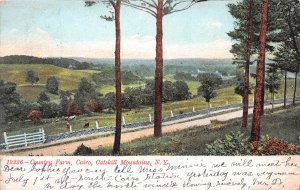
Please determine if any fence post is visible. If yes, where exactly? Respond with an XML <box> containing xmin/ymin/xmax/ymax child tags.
<box><xmin>170</xmin><ymin>111</ymin><xmax>174</xmax><ymax>117</ymax></box>
<box><xmin>192</xmin><ymin>106</ymin><xmax>195</xmax><ymax>112</ymax></box>
<box><xmin>122</xmin><ymin>116</ymin><xmax>126</xmax><ymax>125</ymax></box>
<box><xmin>42</xmin><ymin>128</ymin><xmax>45</xmax><ymax>142</ymax></box>
<box><xmin>96</xmin><ymin>121</ymin><xmax>99</xmax><ymax>129</ymax></box>
<box><xmin>24</xmin><ymin>133</ymin><xmax>27</xmax><ymax>147</ymax></box>
<box><xmin>149</xmin><ymin>114</ymin><xmax>152</xmax><ymax>122</ymax></box>
<box><xmin>69</xmin><ymin>125</ymin><xmax>73</xmax><ymax>133</ymax></box>
<box><xmin>4</xmin><ymin>132</ymin><xmax>8</xmax><ymax>150</ymax></box>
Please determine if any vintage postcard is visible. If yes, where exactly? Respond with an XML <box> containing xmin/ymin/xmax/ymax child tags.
<box><xmin>0</xmin><ymin>0</ymin><xmax>299</xmax><ymax>189</ymax></box>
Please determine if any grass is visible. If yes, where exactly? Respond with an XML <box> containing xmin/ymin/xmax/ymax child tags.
<box><xmin>93</xmin><ymin>104</ymin><xmax>300</xmax><ymax>155</ymax></box>
<box><xmin>1</xmin><ymin>65</ymin><xmax>299</xmax><ymax>145</ymax></box>
<box><xmin>98</xmin><ymin>83</ymin><xmax>145</xmax><ymax>95</ymax></box>
<box><xmin>1</xmin><ymin>79</ymin><xmax>299</xmax><ymax>144</ymax></box>
<box><xmin>0</xmin><ymin>64</ymin><xmax>99</xmax><ymax>92</ymax></box>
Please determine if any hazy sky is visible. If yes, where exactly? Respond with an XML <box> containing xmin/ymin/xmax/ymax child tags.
<box><xmin>0</xmin><ymin>0</ymin><xmax>237</xmax><ymax>59</ymax></box>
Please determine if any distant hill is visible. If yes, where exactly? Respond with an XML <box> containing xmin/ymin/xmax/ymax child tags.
<box><xmin>72</xmin><ymin>57</ymin><xmax>233</xmax><ymax>67</ymax></box>
<box><xmin>1</xmin><ymin>55</ymin><xmax>233</xmax><ymax>69</ymax></box>
<box><xmin>0</xmin><ymin>55</ymin><xmax>94</xmax><ymax>70</ymax></box>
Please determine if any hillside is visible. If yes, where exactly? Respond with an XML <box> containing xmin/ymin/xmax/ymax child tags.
<box><xmin>0</xmin><ymin>55</ymin><xmax>94</xmax><ymax>70</ymax></box>
<box><xmin>0</xmin><ymin>64</ymin><xmax>99</xmax><ymax>101</ymax></box>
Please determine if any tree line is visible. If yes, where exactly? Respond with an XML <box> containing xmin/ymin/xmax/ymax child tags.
<box><xmin>0</xmin><ymin>55</ymin><xmax>94</xmax><ymax>70</ymax></box>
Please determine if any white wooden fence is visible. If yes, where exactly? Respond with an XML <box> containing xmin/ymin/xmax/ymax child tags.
<box><xmin>3</xmin><ymin>128</ymin><xmax>46</xmax><ymax>150</ymax></box>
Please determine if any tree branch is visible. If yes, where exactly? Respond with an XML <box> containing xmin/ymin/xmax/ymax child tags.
<box><xmin>122</xmin><ymin>1</ymin><xmax>157</xmax><ymax>17</ymax></box>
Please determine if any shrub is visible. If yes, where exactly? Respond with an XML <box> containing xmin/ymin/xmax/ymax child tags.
<box><xmin>205</xmin><ymin>132</ymin><xmax>298</xmax><ymax>156</ymax></box>
<box><xmin>256</xmin><ymin>136</ymin><xmax>298</xmax><ymax>155</ymax></box>
<box><xmin>27</xmin><ymin>110</ymin><xmax>41</xmax><ymax>124</ymax></box>
<box><xmin>67</xmin><ymin>102</ymin><xmax>81</xmax><ymax>116</ymax></box>
<box><xmin>205</xmin><ymin>131</ymin><xmax>252</xmax><ymax>155</ymax></box>
<box><xmin>73</xmin><ymin>144</ymin><xmax>94</xmax><ymax>156</ymax></box>
<box><xmin>85</xmin><ymin>99</ymin><xmax>102</xmax><ymax>113</ymax></box>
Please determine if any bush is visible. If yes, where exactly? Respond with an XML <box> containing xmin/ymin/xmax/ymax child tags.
<box><xmin>256</xmin><ymin>136</ymin><xmax>298</xmax><ymax>155</ymax></box>
<box><xmin>205</xmin><ymin>132</ymin><xmax>298</xmax><ymax>156</ymax></box>
<box><xmin>205</xmin><ymin>131</ymin><xmax>252</xmax><ymax>155</ymax></box>
<box><xmin>73</xmin><ymin>143</ymin><xmax>94</xmax><ymax>156</ymax></box>
<box><xmin>27</xmin><ymin>110</ymin><xmax>42</xmax><ymax>124</ymax></box>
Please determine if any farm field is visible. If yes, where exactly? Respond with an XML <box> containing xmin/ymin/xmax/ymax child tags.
<box><xmin>0</xmin><ymin>64</ymin><xmax>99</xmax><ymax>91</ymax></box>
<box><xmin>0</xmin><ymin>64</ymin><xmax>299</xmax><ymax>144</ymax></box>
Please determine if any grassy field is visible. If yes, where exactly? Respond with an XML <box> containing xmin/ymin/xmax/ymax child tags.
<box><xmin>0</xmin><ymin>64</ymin><xmax>99</xmax><ymax>92</ymax></box>
<box><xmin>0</xmin><ymin>64</ymin><xmax>299</xmax><ymax>144</ymax></box>
<box><xmin>94</xmin><ymin>104</ymin><xmax>300</xmax><ymax>155</ymax></box>
<box><xmin>98</xmin><ymin>83</ymin><xmax>145</xmax><ymax>95</ymax></box>
<box><xmin>1</xmin><ymin>77</ymin><xmax>299</xmax><ymax>144</ymax></box>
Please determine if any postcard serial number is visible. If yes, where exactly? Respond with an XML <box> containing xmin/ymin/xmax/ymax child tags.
<box><xmin>6</xmin><ymin>159</ymin><xmax>24</xmax><ymax>165</ymax></box>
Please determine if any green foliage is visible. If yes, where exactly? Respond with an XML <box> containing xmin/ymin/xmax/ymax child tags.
<box><xmin>198</xmin><ymin>73</ymin><xmax>222</xmax><ymax>103</ymax></box>
<box><xmin>205</xmin><ymin>131</ymin><xmax>252</xmax><ymax>156</ymax></box>
<box><xmin>26</xmin><ymin>70</ymin><xmax>39</xmax><ymax>85</ymax></box>
<box><xmin>103</xmin><ymin>92</ymin><xmax>116</xmax><ymax>111</ymax></box>
<box><xmin>46</xmin><ymin>76</ymin><xmax>59</xmax><ymax>94</ymax></box>
<box><xmin>59</xmin><ymin>92</ymin><xmax>71</xmax><ymax>116</ymax></box>
<box><xmin>0</xmin><ymin>80</ymin><xmax>21</xmax><ymax>123</ymax></box>
<box><xmin>74</xmin><ymin>78</ymin><xmax>102</xmax><ymax>113</ymax></box>
<box><xmin>173</xmin><ymin>81</ymin><xmax>191</xmax><ymax>100</ymax></box>
<box><xmin>234</xmin><ymin>69</ymin><xmax>253</xmax><ymax>96</ymax></box>
<box><xmin>122</xmin><ymin>87</ymin><xmax>143</xmax><ymax>110</ymax></box>
<box><xmin>19</xmin><ymin>102</ymin><xmax>40</xmax><ymax>121</ymax></box>
<box><xmin>121</xmin><ymin>70</ymin><xmax>143</xmax><ymax>85</ymax></box>
<box><xmin>73</xmin><ymin>143</ymin><xmax>95</xmax><ymax>156</ymax></box>
<box><xmin>40</xmin><ymin>102</ymin><xmax>60</xmax><ymax>118</ymax></box>
<box><xmin>265</xmin><ymin>63</ymin><xmax>282</xmax><ymax>95</ymax></box>
<box><xmin>141</xmin><ymin>80</ymin><xmax>155</xmax><ymax>105</ymax></box>
<box><xmin>163</xmin><ymin>80</ymin><xmax>191</xmax><ymax>102</ymax></box>
<box><xmin>37</xmin><ymin>91</ymin><xmax>50</xmax><ymax>104</ymax></box>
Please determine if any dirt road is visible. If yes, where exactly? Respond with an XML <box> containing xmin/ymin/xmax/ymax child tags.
<box><xmin>3</xmin><ymin>103</ymin><xmax>289</xmax><ymax>156</ymax></box>
<box><xmin>4</xmin><ymin>107</ymin><xmax>252</xmax><ymax>156</ymax></box>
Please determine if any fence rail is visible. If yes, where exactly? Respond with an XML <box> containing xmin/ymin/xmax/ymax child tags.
<box><xmin>4</xmin><ymin>128</ymin><xmax>45</xmax><ymax>150</ymax></box>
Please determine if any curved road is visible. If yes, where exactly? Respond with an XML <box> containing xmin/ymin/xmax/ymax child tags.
<box><xmin>3</xmin><ymin>104</ymin><xmax>286</xmax><ymax>156</ymax></box>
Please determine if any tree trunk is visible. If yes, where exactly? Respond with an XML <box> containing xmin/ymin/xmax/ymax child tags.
<box><xmin>207</xmin><ymin>101</ymin><xmax>210</xmax><ymax>114</ymax></box>
<box><xmin>242</xmin><ymin>0</ymin><xmax>254</xmax><ymax>128</ymax></box>
<box><xmin>113</xmin><ymin>0</ymin><xmax>122</xmax><ymax>154</ymax></box>
<box><xmin>284</xmin><ymin>70</ymin><xmax>287</xmax><ymax>107</ymax></box>
<box><xmin>154</xmin><ymin>0</ymin><xmax>163</xmax><ymax>137</ymax></box>
<box><xmin>272</xmin><ymin>92</ymin><xmax>274</xmax><ymax>111</ymax></box>
<box><xmin>261</xmin><ymin>58</ymin><xmax>265</xmax><ymax>115</ymax></box>
<box><xmin>251</xmin><ymin>0</ymin><xmax>268</xmax><ymax>150</ymax></box>
<box><xmin>293</xmin><ymin>72</ymin><xmax>298</xmax><ymax>105</ymax></box>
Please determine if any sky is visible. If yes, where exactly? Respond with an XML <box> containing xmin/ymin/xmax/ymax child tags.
<box><xmin>0</xmin><ymin>0</ymin><xmax>238</xmax><ymax>59</ymax></box>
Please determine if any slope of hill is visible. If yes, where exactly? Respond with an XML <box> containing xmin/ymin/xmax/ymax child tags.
<box><xmin>0</xmin><ymin>64</ymin><xmax>99</xmax><ymax>91</ymax></box>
